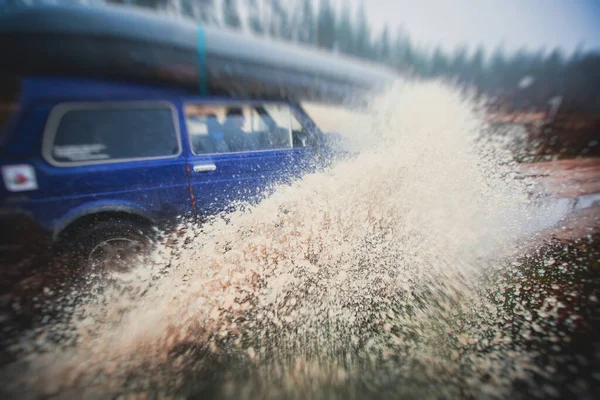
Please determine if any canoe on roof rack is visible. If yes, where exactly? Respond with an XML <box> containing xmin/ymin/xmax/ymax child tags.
<box><xmin>0</xmin><ymin>4</ymin><xmax>398</xmax><ymax>103</ymax></box>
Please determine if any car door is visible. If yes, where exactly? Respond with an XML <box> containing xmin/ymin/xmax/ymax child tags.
<box><xmin>182</xmin><ymin>100</ymin><xmax>319</xmax><ymax>217</ymax></box>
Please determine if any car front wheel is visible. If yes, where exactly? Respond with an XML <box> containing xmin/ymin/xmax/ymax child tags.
<box><xmin>73</xmin><ymin>219</ymin><xmax>153</xmax><ymax>280</ymax></box>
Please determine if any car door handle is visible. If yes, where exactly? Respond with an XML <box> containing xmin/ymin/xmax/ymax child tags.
<box><xmin>193</xmin><ymin>164</ymin><xmax>216</xmax><ymax>173</ymax></box>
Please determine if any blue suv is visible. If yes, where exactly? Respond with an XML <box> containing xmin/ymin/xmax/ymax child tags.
<box><xmin>0</xmin><ymin>75</ymin><xmax>327</xmax><ymax>268</ymax></box>
<box><xmin>0</xmin><ymin>4</ymin><xmax>393</xmax><ymax>271</ymax></box>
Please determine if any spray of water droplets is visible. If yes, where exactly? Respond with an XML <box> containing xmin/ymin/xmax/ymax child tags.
<box><xmin>7</xmin><ymin>81</ymin><xmax>556</xmax><ymax>399</ymax></box>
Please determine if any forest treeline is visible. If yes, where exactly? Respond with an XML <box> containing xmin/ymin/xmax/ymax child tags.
<box><xmin>3</xmin><ymin>0</ymin><xmax>600</xmax><ymax>113</ymax></box>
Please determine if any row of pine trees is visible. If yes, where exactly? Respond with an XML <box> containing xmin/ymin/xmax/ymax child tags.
<box><xmin>144</xmin><ymin>0</ymin><xmax>598</xmax><ymax>113</ymax></box>
<box><xmin>4</xmin><ymin>0</ymin><xmax>596</xmax><ymax>113</ymax></box>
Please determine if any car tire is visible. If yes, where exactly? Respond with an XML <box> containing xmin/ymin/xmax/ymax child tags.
<box><xmin>70</xmin><ymin>219</ymin><xmax>154</xmax><ymax>281</ymax></box>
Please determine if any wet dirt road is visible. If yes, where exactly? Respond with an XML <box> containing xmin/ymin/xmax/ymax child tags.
<box><xmin>521</xmin><ymin>157</ymin><xmax>600</xmax><ymax>199</ymax></box>
<box><xmin>0</xmin><ymin>156</ymin><xmax>599</xmax><ymax>399</ymax></box>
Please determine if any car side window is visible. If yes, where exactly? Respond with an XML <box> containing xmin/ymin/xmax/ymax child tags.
<box><xmin>45</xmin><ymin>103</ymin><xmax>180</xmax><ymax>165</ymax></box>
<box><xmin>185</xmin><ymin>103</ymin><xmax>305</xmax><ymax>155</ymax></box>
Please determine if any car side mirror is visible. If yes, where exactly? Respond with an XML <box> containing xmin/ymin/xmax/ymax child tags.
<box><xmin>292</xmin><ymin>130</ymin><xmax>312</xmax><ymax>148</ymax></box>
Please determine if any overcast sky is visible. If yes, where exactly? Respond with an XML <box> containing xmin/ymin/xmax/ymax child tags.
<box><xmin>345</xmin><ymin>0</ymin><xmax>600</xmax><ymax>54</ymax></box>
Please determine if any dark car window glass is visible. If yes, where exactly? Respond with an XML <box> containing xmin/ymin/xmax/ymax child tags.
<box><xmin>185</xmin><ymin>103</ymin><xmax>296</xmax><ymax>155</ymax></box>
<box><xmin>50</xmin><ymin>106</ymin><xmax>179</xmax><ymax>163</ymax></box>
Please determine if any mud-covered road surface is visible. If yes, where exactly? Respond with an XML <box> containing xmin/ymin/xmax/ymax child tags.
<box><xmin>0</xmin><ymin>158</ymin><xmax>597</xmax><ymax>399</ymax></box>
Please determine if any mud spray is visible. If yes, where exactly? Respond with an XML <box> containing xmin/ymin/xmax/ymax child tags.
<box><xmin>4</xmin><ymin>82</ymin><xmax>566</xmax><ymax>399</ymax></box>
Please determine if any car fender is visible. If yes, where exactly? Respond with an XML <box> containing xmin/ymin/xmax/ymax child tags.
<box><xmin>53</xmin><ymin>200</ymin><xmax>157</xmax><ymax>241</ymax></box>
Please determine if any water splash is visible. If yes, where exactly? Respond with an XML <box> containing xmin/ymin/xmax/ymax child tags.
<box><xmin>7</xmin><ymin>81</ymin><xmax>554</xmax><ymax>399</ymax></box>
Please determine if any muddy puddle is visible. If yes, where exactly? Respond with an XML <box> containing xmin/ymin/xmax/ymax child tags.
<box><xmin>0</xmin><ymin>82</ymin><xmax>599</xmax><ymax>399</ymax></box>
